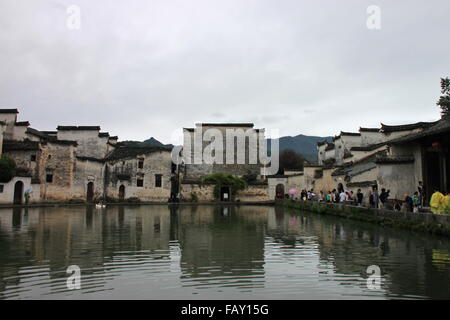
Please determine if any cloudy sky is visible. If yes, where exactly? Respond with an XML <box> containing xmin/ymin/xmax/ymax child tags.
<box><xmin>0</xmin><ymin>0</ymin><xmax>449</xmax><ymax>143</ymax></box>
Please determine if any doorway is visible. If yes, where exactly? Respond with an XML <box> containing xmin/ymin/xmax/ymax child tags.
<box><xmin>119</xmin><ymin>185</ymin><xmax>125</xmax><ymax>201</ymax></box>
<box><xmin>220</xmin><ymin>186</ymin><xmax>231</xmax><ymax>201</ymax></box>
<box><xmin>87</xmin><ymin>182</ymin><xmax>94</xmax><ymax>202</ymax></box>
<box><xmin>275</xmin><ymin>184</ymin><xmax>285</xmax><ymax>199</ymax></box>
<box><xmin>13</xmin><ymin>181</ymin><xmax>24</xmax><ymax>205</ymax></box>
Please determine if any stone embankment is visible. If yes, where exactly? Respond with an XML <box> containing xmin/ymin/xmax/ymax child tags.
<box><xmin>280</xmin><ymin>200</ymin><xmax>450</xmax><ymax>237</ymax></box>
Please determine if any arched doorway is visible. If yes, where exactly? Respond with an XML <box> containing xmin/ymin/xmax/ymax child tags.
<box><xmin>275</xmin><ymin>184</ymin><xmax>285</xmax><ymax>199</ymax></box>
<box><xmin>87</xmin><ymin>182</ymin><xmax>94</xmax><ymax>203</ymax></box>
<box><xmin>13</xmin><ymin>181</ymin><xmax>24</xmax><ymax>205</ymax></box>
<box><xmin>119</xmin><ymin>185</ymin><xmax>125</xmax><ymax>201</ymax></box>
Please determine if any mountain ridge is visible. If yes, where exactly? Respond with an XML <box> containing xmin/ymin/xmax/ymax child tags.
<box><xmin>121</xmin><ymin>134</ymin><xmax>332</xmax><ymax>162</ymax></box>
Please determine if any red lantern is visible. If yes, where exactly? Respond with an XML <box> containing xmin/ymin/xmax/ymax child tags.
<box><xmin>431</xmin><ymin>142</ymin><xmax>442</xmax><ymax>149</ymax></box>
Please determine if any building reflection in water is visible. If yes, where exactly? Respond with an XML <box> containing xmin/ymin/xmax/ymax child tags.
<box><xmin>175</xmin><ymin>205</ymin><xmax>266</xmax><ymax>290</ymax></box>
<box><xmin>0</xmin><ymin>205</ymin><xmax>449</xmax><ymax>299</ymax></box>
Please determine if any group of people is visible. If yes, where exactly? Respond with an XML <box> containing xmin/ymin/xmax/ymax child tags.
<box><xmin>294</xmin><ymin>182</ymin><xmax>450</xmax><ymax>214</ymax></box>
<box><xmin>298</xmin><ymin>188</ymin><xmax>364</xmax><ymax>206</ymax></box>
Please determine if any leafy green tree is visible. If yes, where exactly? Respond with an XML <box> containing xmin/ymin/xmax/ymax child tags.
<box><xmin>202</xmin><ymin>173</ymin><xmax>247</xmax><ymax>200</ymax></box>
<box><xmin>279</xmin><ymin>149</ymin><xmax>305</xmax><ymax>174</ymax></box>
<box><xmin>0</xmin><ymin>155</ymin><xmax>17</xmax><ymax>183</ymax></box>
<box><xmin>437</xmin><ymin>77</ymin><xmax>450</xmax><ymax>118</ymax></box>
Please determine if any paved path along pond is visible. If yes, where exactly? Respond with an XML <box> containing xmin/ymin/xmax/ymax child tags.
<box><xmin>0</xmin><ymin>205</ymin><xmax>449</xmax><ymax>299</ymax></box>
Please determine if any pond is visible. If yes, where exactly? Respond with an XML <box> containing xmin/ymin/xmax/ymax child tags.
<box><xmin>0</xmin><ymin>204</ymin><xmax>449</xmax><ymax>299</ymax></box>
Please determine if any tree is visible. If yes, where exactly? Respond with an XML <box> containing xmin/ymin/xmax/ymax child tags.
<box><xmin>437</xmin><ymin>77</ymin><xmax>450</xmax><ymax>118</ymax></box>
<box><xmin>202</xmin><ymin>173</ymin><xmax>247</xmax><ymax>200</ymax></box>
<box><xmin>0</xmin><ymin>155</ymin><xmax>17</xmax><ymax>183</ymax></box>
<box><xmin>278</xmin><ymin>149</ymin><xmax>305</xmax><ymax>174</ymax></box>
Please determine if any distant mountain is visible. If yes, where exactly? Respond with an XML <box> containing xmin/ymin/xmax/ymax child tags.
<box><xmin>270</xmin><ymin>134</ymin><xmax>333</xmax><ymax>163</ymax></box>
<box><xmin>121</xmin><ymin>137</ymin><xmax>174</xmax><ymax>149</ymax></box>
<box><xmin>121</xmin><ymin>134</ymin><xmax>332</xmax><ymax>163</ymax></box>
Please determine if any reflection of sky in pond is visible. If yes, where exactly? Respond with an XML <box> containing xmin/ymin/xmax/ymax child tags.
<box><xmin>0</xmin><ymin>205</ymin><xmax>449</xmax><ymax>299</ymax></box>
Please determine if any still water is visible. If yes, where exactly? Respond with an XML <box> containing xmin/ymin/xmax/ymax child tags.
<box><xmin>0</xmin><ymin>205</ymin><xmax>449</xmax><ymax>299</ymax></box>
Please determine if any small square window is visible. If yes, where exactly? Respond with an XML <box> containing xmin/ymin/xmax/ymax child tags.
<box><xmin>0</xmin><ymin>185</ymin><xmax>4</xmax><ymax>193</ymax></box>
<box><xmin>137</xmin><ymin>179</ymin><xmax>144</xmax><ymax>187</ymax></box>
<box><xmin>155</xmin><ymin>174</ymin><xmax>162</xmax><ymax>188</ymax></box>
<box><xmin>46</xmin><ymin>174</ymin><xmax>53</xmax><ymax>183</ymax></box>
<box><xmin>31</xmin><ymin>155</ymin><xmax>36</xmax><ymax>161</ymax></box>
<box><xmin>138</xmin><ymin>160</ymin><xmax>144</xmax><ymax>169</ymax></box>
<box><xmin>48</xmin><ymin>155</ymin><xmax>52</xmax><ymax>160</ymax></box>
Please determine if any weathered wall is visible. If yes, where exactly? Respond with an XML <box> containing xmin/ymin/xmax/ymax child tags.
<box><xmin>360</xmin><ymin>131</ymin><xmax>384</xmax><ymax>145</ymax></box>
<box><xmin>0</xmin><ymin>113</ymin><xmax>18</xmax><ymax>140</ymax></box>
<box><xmin>73</xmin><ymin>159</ymin><xmax>105</xmax><ymax>201</ymax></box>
<box><xmin>180</xmin><ymin>183</ymin><xmax>215</xmax><ymax>201</ymax></box>
<box><xmin>236</xmin><ymin>184</ymin><xmax>270</xmax><ymax>202</ymax></box>
<box><xmin>57</xmin><ymin>129</ymin><xmax>107</xmax><ymax>159</ymax></box>
<box><xmin>105</xmin><ymin>150</ymin><xmax>172</xmax><ymax>201</ymax></box>
<box><xmin>41</xmin><ymin>142</ymin><xmax>76</xmax><ymax>201</ymax></box>
<box><xmin>376</xmin><ymin>162</ymin><xmax>416</xmax><ymax>200</ymax></box>
<box><xmin>12</xmin><ymin>125</ymin><xmax>28</xmax><ymax>141</ymax></box>
<box><xmin>0</xmin><ymin>177</ymin><xmax>40</xmax><ymax>204</ymax></box>
<box><xmin>183</xmin><ymin>125</ymin><xmax>263</xmax><ymax>179</ymax></box>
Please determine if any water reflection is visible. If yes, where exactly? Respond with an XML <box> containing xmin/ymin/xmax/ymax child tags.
<box><xmin>0</xmin><ymin>205</ymin><xmax>449</xmax><ymax>299</ymax></box>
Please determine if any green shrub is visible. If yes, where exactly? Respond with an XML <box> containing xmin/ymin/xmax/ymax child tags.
<box><xmin>202</xmin><ymin>173</ymin><xmax>247</xmax><ymax>200</ymax></box>
<box><xmin>190</xmin><ymin>192</ymin><xmax>199</xmax><ymax>202</ymax></box>
<box><xmin>0</xmin><ymin>155</ymin><xmax>17</xmax><ymax>183</ymax></box>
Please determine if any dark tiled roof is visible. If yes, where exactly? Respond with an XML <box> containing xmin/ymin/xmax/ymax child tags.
<box><xmin>99</xmin><ymin>132</ymin><xmax>110</xmax><ymax>138</ymax></box>
<box><xmin>380</xmin><ymin>121</ymin><xmax>437</xmax><ymax>133</ymax></box>
<box><xmin>109</xmin><ymin>136</ymin><xmax>118</xmax><ymax>140</ymax></box>
<box><xmin>26</xmin><ymin>128</ymin><xmax>77</xmax><ymax>146</ymax></box>
<box><xmin>375</xmin><ymin>155</ymin><xmax>414</xmax><ymax>164</ymax></box>
<box><xmin>359</xmin><ymin>127</ymin><xmax>380</xmax><ymax>132</ymax></box>
<box><xmin>350</xmin><ymin>142</ymin><xmax>387</xmax><ymax>152</ymax></box>
<box><xmin>76</xmin><ymin>156</ymin><xmax>105</xmax><ymax>163</ymax></box>
<box><xmin>47</xmin><ymin>139</ymin><xmax>77</xmax><ymax>146</ymax></box>
<box><xmin>3</xmin><ymin>139</ymin><xmax>40</xmax><ymax>151</ymax></box>
<box><xmin>16</xmin><ymin>167</ymin><xmax>32</xmax><ymax>177</ymax></box>
<box><xmin>26</xmin><ymin>127</ymin><xmax>49</xmax><ymax>140</ymax></box>
<box><xmin>0</xmin><ymin>109</ymin><xmax>19</xmax><ymax>114</ymax></box>
<box><xmin>347</xmin><ymin>180</ymin><xmax>377</xmax><ymax>188</ymax></box>
<box><xmin>15</xmin><ymin>121</ymin><xmax>30</xmax><ymax>126</ymax></box>
<box><xmin>197</xmin><ymin>123</ymin><xmax>254</xmax><ymax>127</ymax></box>
<box><xmin>317</xmin><ymin>140</ymin><xmax>327</xmax><ymax>147</ymax></box>
<box><xmin>331</xmin><ymin>149</ymin><xmax>388</xmax><ymax>176</ymax></box>
<box><xmin>343</xmin><ymin>150</ymin><xmax>353</xmax><ymax>159</ymax></box>
<box><xmin>325</xmin><ymin>143</ymin><xmax>335</xmax><ymax>151</ymax></box>
<box><xmin>106</xmin><ymin>146</ymin><xmax>171</xmax><ymax>161</ymax></box>
<box><xmin>57</xmin><ymin>126</ymin><xmax>101</xmax><ymax>131</ymax></box>
<box><xmin>341</xmin><ymin>131</ymin><xmax>361</xmax><ymax>136</ymax></box>
<box><xmin>322</xmin><ymin>158</ymin><xmax>336</xmax><ymax>167</ymax></box>
<box><xmin>388</xmin><ymin>117</ymin><xmax>450</xmax><ymax>145</ymax></box>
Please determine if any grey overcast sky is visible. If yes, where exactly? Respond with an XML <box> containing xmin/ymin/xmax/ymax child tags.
<box><xmin>0</xmin><ymin>0</ymin><xmax>449</xmax><ymax>143</ymax></box>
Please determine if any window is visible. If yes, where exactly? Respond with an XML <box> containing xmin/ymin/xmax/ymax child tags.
<box><xmin>31</xmin><ymin>155</ymin><xmax>36</xmax><ymax>161</ymax></box>
<box><xmin>0</xmin><ymin>185</ymin><xmax>4</xmax><ymax>193</ymax></box>
<box><xmin>138</xmin><ymin>159</ymin><xmax>144</xmax><ymax>169</ymax></box>
<box><xmin>155</xmin><ymin>174</ymin><xmax>162</xmax><ymax>188</ymax></box>
<box><xmin>48</xmin><ymin>155</ymin><xmax>52</xmax><ymax>160</ymax></box>
<box><xmin>46</xmin><ymin>174</ymin><xmax>53</xmax><ymax>183</ymax></box>
<box><xmin>137</xmin><ymin>179</ymin><xmax>144</xmax><ymax>187</ymax></box>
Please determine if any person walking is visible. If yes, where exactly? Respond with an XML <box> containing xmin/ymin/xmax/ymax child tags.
<box><xmin>372</xmin><ymin>188</ymin><xmax>379</xmax><ymax>209</ymax></box>
<box><xmin>412</xmin><ymin>191</ymin><xmax>421</xmax><ymax>212</ymax></box>
<box><xmin>379</xmin><ymin>188</ymin><xmax>389</xmax><ymax>209</ymax></box>
<box><xmin>356</xmin><ymin>189</ymin><xmax>363</xmax><ymax>207</ymax></box>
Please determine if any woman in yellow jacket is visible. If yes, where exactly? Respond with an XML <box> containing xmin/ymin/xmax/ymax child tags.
<box><xmin>443</xmin><ymin>193</ymin><xmax>450</xmax><ymax>214</ymax></box>
<box><xmin>430</xmin><ymin>191</ymin><xmax>445</xmax><ymax>213</ymax></box>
